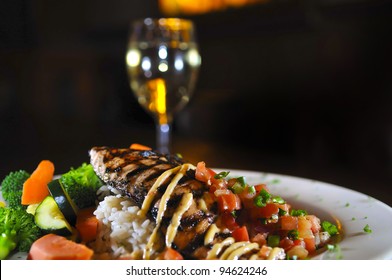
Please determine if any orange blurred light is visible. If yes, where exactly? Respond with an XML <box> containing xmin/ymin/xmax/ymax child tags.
<box><xmin>159</xmin><ymin>0</ymin><xmax>269</xmax><ymax>16</ymax></box>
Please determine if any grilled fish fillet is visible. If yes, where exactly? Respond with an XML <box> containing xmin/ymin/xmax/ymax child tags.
<box><xmin>89</xmin><ymin>146</ymin><xmax>224</xmax><ymax>259</ymax></box>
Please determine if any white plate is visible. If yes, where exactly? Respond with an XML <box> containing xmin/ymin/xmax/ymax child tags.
<box><xmin>3</xmin><ymin>169</ymin><xmax>392</xmax><ymax>260</ymax></box>
<box><xmin>214</xmin><ymin>168</ymin><xmax>392</xmax><ymax>260</ymax></box>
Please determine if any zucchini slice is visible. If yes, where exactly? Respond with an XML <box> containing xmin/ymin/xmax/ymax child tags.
<box><xmin>34</xmin><ymin>196</ymin><xmax>73</xmax><ymax>236</ymax></box>
<box><xmin>48</xmin><ymin>179</ymin><xmax>78</xmax><ymax>226</ymax></box>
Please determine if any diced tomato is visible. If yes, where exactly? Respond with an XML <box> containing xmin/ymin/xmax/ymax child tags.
<box><xmin>232</xmin><ymin>226</ymin><xmax>249</xmax><ymax>242</ymax></box>
<box><xmin>220</xmin><ymin>211</ymin><xmax>239</xmax><ymax>230</ymax></box>
<box><xmin>250</xmin><ymin>233</ymin><xmax>267</xmax><ymax>247</ymax></box>
<box><xmin>293</xmin><ymin>239</ymin><xmax>306</xmax><ymax>247</ymax></box>
<box><xmin>251</xmin><ymin>203</ymin><xmax>279</xmax><ymax>220</ymax></box>
<box><xmin>195</xmin><ymin>162</ymin><xmax>228</xmax><ymax>193</ymax></box>
<box><xmin>195</xmin><ymin>161</ymin><xmax>215</xmax><ymax>185</ymax></box>
<box><xmin>298</xmin><ymin>216</ymin><xmax>313</xmax><ymax>239</ymax></box>
<box><xmin>258</xmin><ymin>245</ymin><xmax>272</xmax><ymax>259</ymax></box>
<box><xmin>280</xmin><ymin>215</ymin><xmax>298</xmax><ymax>231</ymax></box>
<box><xmin>279</xmin><ymin>237</ymin><xmax>294</xmax><ymax>251</ymax></box>
<box><xmin>217</xmin><ymin>193</ymin><xmax>241</xmax><ymax>213</ymax></box>
<box><xmin>306</xmin><ymin>215</ymin><xmax>321</xmax><ymax>233</ymax></box>
<box><xmin>277</xmin><ymin>203</ymin><xmax>290</xmax><ymax>213</ymax></box>
<box><xmin>238</xmin><ymin>185</ymin><xmax>257</xmax><ymax>204</ymax></box>
<box><xmin>254</xmin><ymin>184</ymin><xmax>269</xmax><ymax>193</ymax></box>
<box><xmin>260</xmin><ymin>203</ymin><xmax>279</xmax><ymax>218</ymax></box>
<box><xmin>303</xmin><ymin>237</ymin><xmax>316</xmax><ymax>252</ymax></box>
<box><xmin>160</xmin><ymin>247</ymin><xmax>183</xmax><ymax>260</ymax></box>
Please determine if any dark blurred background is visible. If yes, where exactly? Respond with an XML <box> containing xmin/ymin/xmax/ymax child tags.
<box><xmin>1</xmin><ymin>0</ymin><xmax>391</xmax><ymax>206</ymax></box>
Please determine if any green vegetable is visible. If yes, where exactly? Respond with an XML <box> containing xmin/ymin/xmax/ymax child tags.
<box><xmin>214</xmin><ymin>171</ymin><xmax>230</xmax><ymax>179</ymax></box>
<box><xmin>34</xmin><ymin>196</ymin><xmax>73</xmax><ymax>236</ymax></box>
<box><xmin>267</xmin><ymin>234</ymin><xmax>280</xmax><ymax>247</ymax></box>
<box><xmin>228</xmin><ymin>177</ymin><xmax>248</xmax><ymax>194</ymax></box>
<box><xmin>48</xmin><ymin>179</ymin><xmax>78</xmax><ymax>226</ymax></box>
<box><xmin>272</xmin><ymin>196</ymin><xmax>285</xmax><ymax>204</ymax></box>
<box><xmin>0</xmin><ymin>170</ymin><xmax>30</xmax><ymax>209</ymax></box>
<box><xmin>0</xmin><ymin>207</ymin><xmax>42</xmax><ymax>260</ymax></box>
<box><xmin>236</xmin><ymin>176</ymin><xmax>246</xmax><ymax>187</ymax></box>
<box><xmin>290</xmin><ymin>209</ymin><xmax>308</xmax><ymax>216</ymax></box>
<box><xmin>288</xmin><ymin>229</ymin><xmax>299</xmax><ymax>240</ymax></box>
<box><xmin>363</xmin><ymin>224</ymin><xmax>372</xmax><ymax>233</ymax></box>
<box><xmin>229</xmin><ymin>182</ymin><xmax>244</xmax><ymax>194</ymax></box>
<box><xmin>321</xmin><ymin>221</ymin><xmax>339</xmax><ymax>236</ymax></box>
<box><xmin>247</xmin><ymin>185</ymin><xmax>255</xmax><ymax>194</ymax></box>
<box><xmin>59</xmin><ymin>163</ymin><xmax>103</xmax><ymax>209</ymax></box>
<box><xmin>278</xmin><ymin>208</ymin><xmax>287</xmax><ymax>216</ymax></box>
<box><xmin>254</xmin><ymin>189</ymin><xmax>271</xmax><ymax>208</ymax></box>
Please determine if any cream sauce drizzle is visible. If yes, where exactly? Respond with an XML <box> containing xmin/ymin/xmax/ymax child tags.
<box><xmin>141</xmin><ymin>163</ymin><xmax>195</xmax><ymax>259</ymax></box>
<box><xmin>206</xmin><ymin>237</ymin><xmax>263</xmax><ymax>260</ymax></box>
<box><xmin>219</xmin><ymin>241</ymin><xmax>249</xmax><ymax>260</ymax></box>
<box><xmin>267</xmin><ymin>247</ymin><xmax>284</xmax><ymax>260</ymax></box>
<box><xmin>138</xmin><ymin>165</ymin><xmax>182</xmax><ymax>218</ymax></box>
<box><xmin>206</xmin><ymin>237</ymin><xmax>235</xmax><ymax>259</ymax></box>
<box><xmin>204</xmin><ymin>223</ymin><xmax>220</xmax><ymax>245</ymax></box>
<box><xmin>166</xmin><ymin>192</ymin><xmax>193</xmax><ymax>247</ymax></box>
<box><xmin>226</xmin><ymin>243</ymin><xmax>260</xmax><ymax>260</ymax></box>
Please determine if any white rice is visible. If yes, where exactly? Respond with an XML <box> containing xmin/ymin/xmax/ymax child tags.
<box><xmin>90</xmin><ymin>185</ymin><xmax>155</xmax><ymax>259</ymax></box>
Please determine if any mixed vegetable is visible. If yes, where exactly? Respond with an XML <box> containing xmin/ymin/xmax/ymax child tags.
<box><xmin>0</xmin><ymin>160</ymin><xmax>102</xmax><ymax>260</ymax></box>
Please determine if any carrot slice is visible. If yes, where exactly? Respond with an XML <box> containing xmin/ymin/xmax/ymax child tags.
<box><xmin>21</xmin><ymin>160</ymin><xmax>55</xmax><ymax>205</ymax></box>
<box><xmin>130</xmin><ymin>143</ymin><xmax>152</xmax><ymax>151</ymax></box>
<box><xmin>75</xmin><ymin>207</ymin><xmax>99</xmax><ymax>243</ymax></box>
<box><xmin>28</xmin><ymin>233</ymin><xmax>93</xmax><ymax>260</ymax></box>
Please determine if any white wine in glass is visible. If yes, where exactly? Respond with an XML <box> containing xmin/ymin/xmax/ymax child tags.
<box><xmin>126</xmin><ymin>18</ymin><xmax>201</xmax><ymax>154</ymax></box>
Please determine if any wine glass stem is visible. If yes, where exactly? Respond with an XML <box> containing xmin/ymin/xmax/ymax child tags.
<box><xmin>156</xmin><ymin>122</ymin><xmax>171</xmax><ymax>154</ymax></box>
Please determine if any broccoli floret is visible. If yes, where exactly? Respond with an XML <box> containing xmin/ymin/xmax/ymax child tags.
<box><xmin>1</xmin><ymin>170</ymin><xmax>30</xmax><ymax>209</ymax></box>
<box><xmin>0</xmin><ymin>207</ymin><xmax>42</xmax><ymax>259</ymax></box>
<box><xmin>59</xmin><ymin>163</ymin><xmax>103</xmax><ymax>209</ymax></box>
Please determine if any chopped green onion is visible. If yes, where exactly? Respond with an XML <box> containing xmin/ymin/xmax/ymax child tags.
<box><xmin>290</xmin><ymin>209</ymin><xmax>308</xmax><ymax>217</ymax></box>
<box><xmin>254</xmin><ymin>189</ymin><xmax>271</xmax><ymax>207</ymax></box>
<box><xmin>272</xmin><ymin>196</ymin><xmax>285</xmax><ymax>204</ymax></box>
<box><xmin>278</xmin><ymin>208</ymin><xmax>287</xmax><ymax>216</ymax></box>
<box><xmin>288</xmin><ymin>230</ymin><xmax>299</xmax><ymax>240</ymax></box>
<box><xmin>321</xmin><ymin>221</ymin><xmax>338</xmax><ymax>236</ymax></box>
<box><xmin>229</xmin><ymin>182</ymin><xmax>244</xmax><ymax>194</ymax></box>
<box><xmin>236</xmin><ymin>176</ymin><xmax>246</xmax><ymax>187</ymax></box>
<box><xmin>363</xmin><ymin>224</ymin><xmax>372</xmax><ymax>233</ymax></box>
<box><xmin>270</xmin><ymin>179</ymin><xmax>280</xmax><ymax>184</ymax></box>
<box><xmin>214</xmin><ymin>171</ymin><xmax>230</xmax><ymax>179</ymax></box>
<box><xmin>247</xmin><ymin>185</ymin><xmax>255</xmax><ymax>194</ymax></box>
<box><xmin>267</xmin><ymin>235</ymin><xmax>280</xmax><ymax>247</ymax></box>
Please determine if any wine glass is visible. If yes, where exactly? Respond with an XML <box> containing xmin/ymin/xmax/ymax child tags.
<box><xmin>126</xmin><ymin>18</ymin><xmax>201</xmax><ymax>154</ymax></box>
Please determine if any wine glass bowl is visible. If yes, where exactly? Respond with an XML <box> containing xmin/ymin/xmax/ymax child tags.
<box><xmin>126</xmin><ymin>18</ymin><xmax>201</xmax><ymax>154</ymax></box>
